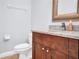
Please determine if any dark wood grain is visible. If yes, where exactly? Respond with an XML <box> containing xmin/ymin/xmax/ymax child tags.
<box><xmin>32</xmin><ymin>32</ymin><xmax>79</xmax><ymax>59</ymax></box>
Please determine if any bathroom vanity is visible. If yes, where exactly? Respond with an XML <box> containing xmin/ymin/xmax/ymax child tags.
<box><xmin>32</xmin><ymin>30</ymin><xmax>79</xmax><ymax>59</ymax></box>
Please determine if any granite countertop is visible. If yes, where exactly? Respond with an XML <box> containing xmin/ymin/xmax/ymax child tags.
<box><xmin>32</xmin><ymin>29</ymin><xmax>79</xmax><ymax>39</ymax></box>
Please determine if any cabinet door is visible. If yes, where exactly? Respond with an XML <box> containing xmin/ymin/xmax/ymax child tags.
<box><xmin>45</xmin><ymin>48</ymin><xmax>53</xmax><ymax>59</ymax></box>
<box><xmin>51</xmin><ymin>36</ymin><xmax>68</xmax><ymax>59</ymax></box>
<box><xmin>34</xmin><ymin>43</ymin><xmax>46</xmax><ymax>59</ymax></box>
<box><xmin>54</xmin><ymin>36</ymin><xmax>68</xmax><ymax>54</ymax></box>
<box><xmin>69</xmin><ymin>39</ymin><xmax>78</xmax><ymax>59</ymax></box>
<box><xmin>53</xmin><ymin>51</ymin><xmax>68</xmax><ymax>59</ymax></box>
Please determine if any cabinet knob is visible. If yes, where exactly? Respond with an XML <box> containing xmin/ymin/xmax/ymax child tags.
<box><xmin>46</xmin><ymin>50</ymin><xmax>49</xmax><ymax>52</ymax></box>
<box><xmin>42</xmin><ymin>48</ymin><xmax>45</xmax><ymax>50</ymax></box>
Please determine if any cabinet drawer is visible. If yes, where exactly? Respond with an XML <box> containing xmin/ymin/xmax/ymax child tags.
<box><xmin>33</xmin><ymin>32</ymin><xmax>52</xmax><ymax>48</ymax></box>
<box><xmin>33</xmin><ymin>32</ymin><xmax>41</xmax><ymax>42</ymax></box>
<box><xmin>40</xmin><ymin>34</ymin><xmax>53</xmax><ymax>48</ymax></box>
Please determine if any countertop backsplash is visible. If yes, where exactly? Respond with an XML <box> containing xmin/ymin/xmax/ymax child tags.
<box><xmin>73</xmin><ymin>25</ymin><xmax>79</xmax><ymax>31</ymax></box>
<box><xmin>49</xmin><ymin>24</ymin><xmax>79</xmax><ymax>32</ymax></box>
<box><xmin>49</xmin><ymin>25</ymin><xmax>63</xmax><ymax>31</ymax></box>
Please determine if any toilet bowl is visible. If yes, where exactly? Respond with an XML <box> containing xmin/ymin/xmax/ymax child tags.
<box><xmin>14</xmin><ymin>32</ymin><xmax>32</xmax><ymax>59</ymax></box>
<box><xmin>14</xmin><ymin>43</ymin><xmax>32</xmax><ymax>53</ymax></box>
<box><xmin>14</xmin><ymin>43</ymin><xmax>32</xmax><ymax>59</ymax></box>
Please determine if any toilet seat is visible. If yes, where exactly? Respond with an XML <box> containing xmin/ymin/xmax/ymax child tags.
<box><xmin>14</xmin><ymin>43</ymin><xmax>29</xmax><ymax>49</ymax></box>
<box><xmin>14</xmin><ymin>43</ymin><xmax>30</xmax><ymax>52</ymax></box>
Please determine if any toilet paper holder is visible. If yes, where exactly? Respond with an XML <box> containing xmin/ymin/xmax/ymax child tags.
<box><xmin>3</xmin><ymin>35</ymin><xmax>11</xmax><ymax>41</ymax></box>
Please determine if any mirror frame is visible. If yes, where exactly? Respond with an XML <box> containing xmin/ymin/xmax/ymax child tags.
<box><xmin>52</xmin><ymin>0</ymin><xmax>79</xmax><ymax>20</ymax></box>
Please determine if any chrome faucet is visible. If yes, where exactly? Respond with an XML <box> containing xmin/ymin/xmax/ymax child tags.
<box><xmin>61</xmin><ymin>22</ymin><xmax>66</xmax><ymax>31</ymax></box>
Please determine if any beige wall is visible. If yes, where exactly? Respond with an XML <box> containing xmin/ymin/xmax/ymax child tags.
<box><xmin>31</xmin><ymin>0</ymin><xmax>79</xmax><ymax>31</ymax></box>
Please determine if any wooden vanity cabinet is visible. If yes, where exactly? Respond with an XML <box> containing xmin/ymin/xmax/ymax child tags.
<box><xmin>0</xmin><ymin>54</ymin><xmax>19</xmax><ymax>59</ymax></box>
<box><xmin>32</xmin><ymin>32</ymin><xmax>79</xmax><ymax>59</ymax></box>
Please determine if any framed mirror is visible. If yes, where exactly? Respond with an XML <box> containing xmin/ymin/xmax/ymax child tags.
<box><xmin>53</xmin><ymin>0</ymin><xmax>79</xmax><ymax>20</ymax></box>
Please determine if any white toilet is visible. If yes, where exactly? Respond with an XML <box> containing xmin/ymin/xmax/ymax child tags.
<box><xmin>14</xmin><ymin>43</ymin><xmax>32</xmax><ymax>59</ymax></box>
<box><xmin>14</xmin><ymin>32</ymin><xmax>32</xmax><ymax>59</ymax></box>
<box><xmin>14</xmin><ymin>43</ymin><xmax>31</xmax><ymax>53</ymax></box>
